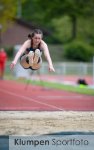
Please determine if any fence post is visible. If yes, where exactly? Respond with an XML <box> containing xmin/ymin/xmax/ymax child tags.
<box><xmin>93</xmin><ymin>56</ymin><xmax>94</xmax><ymax>85</ymax></box>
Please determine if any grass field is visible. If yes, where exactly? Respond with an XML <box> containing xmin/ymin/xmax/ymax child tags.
<box><xmin>5</xmin><ymin>74</ymin><xmax>94</xmax><ymax>96</ymax></box>
<box><xmin>25</xmin><ymin>80</ymin><xmax>94</xmax><ymax>96</ymax></box>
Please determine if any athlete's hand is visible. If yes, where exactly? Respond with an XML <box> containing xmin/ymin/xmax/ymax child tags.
<box><xmin>49</xmin><ymin>65</ymin><xmax>55</xmax><ymax>72</ymax></box>
<box><xmin>10</xmin><ymin>62</ymin><xmax>15</xmax><ymax>70</ymax></box>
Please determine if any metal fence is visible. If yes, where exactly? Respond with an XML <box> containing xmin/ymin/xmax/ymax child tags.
<box><xmin>6</xmin><ymin>61</ymin><xmax>93</xmax><ymax>76</ymax></box>
<box><xmin>5</xmin><ymin>61</ymin><xmax>94</xmax><ymax>85</ymax></box>
<box><xmin>40</xmin><ymin>62</ymin><xmax>93</xmax><ymax>76</ymax></box>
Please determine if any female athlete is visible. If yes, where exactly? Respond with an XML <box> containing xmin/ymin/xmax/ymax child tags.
<box><xmin>10</xmin><ymin>29</ymin><xmax>55</xmax><ymax>72</ymax></box>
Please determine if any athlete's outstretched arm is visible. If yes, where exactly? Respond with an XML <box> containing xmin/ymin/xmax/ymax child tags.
<box><xmin>10</xmin><ymin>40</ymin><xmax>30</xmax><ymax>70</ymax></box>
<box><xmin>41</xmin><ymin>41</ymin><xmax>55</xmax><ymax>72</ymax></box>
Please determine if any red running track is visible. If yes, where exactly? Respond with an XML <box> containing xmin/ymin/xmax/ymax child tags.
<box><xmin>0</xmin><ymin>80</ymin><xmax>94</xmax><ymax>111</ymax></box>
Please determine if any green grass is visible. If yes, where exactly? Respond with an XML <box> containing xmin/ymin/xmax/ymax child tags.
<box><xmin>10</xmin><ymin>77</ymin><xmax>94</xmax><ymax>96</ymax></box>
<box><xmin>5</xmin><ymin>73</ymin><xmax>94</xmax><ymax>96</ymax></box>
<box><xmin>28</xmin><ymin>80</ymin><xmax>94</xmax><ymax>96</ymax></box>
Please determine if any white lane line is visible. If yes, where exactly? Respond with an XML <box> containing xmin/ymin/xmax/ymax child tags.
<box><xmin>38</xmin><ymin>95</ymin><xmax>82</xmax><ymax>99</ymax></box>
<box><xmin>0</xmin><ymin>89</ymin><xmax>64</xmax><ymax>111</ymax></box>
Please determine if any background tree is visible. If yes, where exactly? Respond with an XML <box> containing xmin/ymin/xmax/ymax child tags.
<box><xmin>35</xmin><ymin>0</ymin><xmax>94</xmax><ymax>39</ymax></box>
<box><xmin>0</xmin><ymin>0</ymin><xmax>25</xmax><ymax>30</ymax></box>
<box><xmin>22</xmin><ymin>0</ymin><xmax>47</xmax><ymax>26</ymax></box>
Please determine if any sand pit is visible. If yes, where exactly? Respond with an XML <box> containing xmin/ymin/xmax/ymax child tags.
<box><xmin>0</xmin><ymin>111</ymin><xmax>94</xmax><ymax>135</ymax></box>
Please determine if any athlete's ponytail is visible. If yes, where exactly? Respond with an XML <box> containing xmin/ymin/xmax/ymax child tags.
<box><xmin>28</xmin><ymin>34</ymin><xmax>32</xmax><ymax>39</ymax></box>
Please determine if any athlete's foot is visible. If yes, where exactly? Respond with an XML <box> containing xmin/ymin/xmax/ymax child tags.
<box><xmin>27</xmin><ymin>51</ymin><xmax>34</xmax><ymax>66</ymax></box>
<box><xmin>33</xmin><ymin>49</ymin><xmax>41</xmax><ymax>64</ymax></box>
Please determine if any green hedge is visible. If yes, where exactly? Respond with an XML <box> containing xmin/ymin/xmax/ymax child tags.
<box><xmin>63</xmin><ymin>41</ymin><xmax>94</xmax><ymax>62</ymax></box>
<box><xmin>4</xmin><ymin>46</ymin><xmax>14</xmax><ymax>59</ymax></box>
